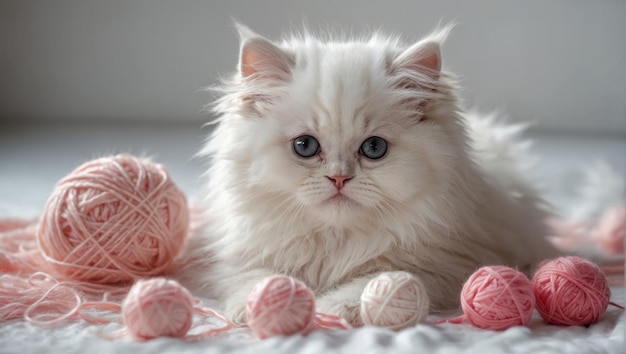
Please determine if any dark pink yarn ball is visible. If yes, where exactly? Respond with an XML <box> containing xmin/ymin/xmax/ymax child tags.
<box><xmin>532</xmin><ymin>256</ymin><xmax>610</xmax><ymax>326</ymax></box>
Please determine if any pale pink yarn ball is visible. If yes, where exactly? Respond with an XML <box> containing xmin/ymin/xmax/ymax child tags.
<box><xmin>595</xmin><ymin>206</ymin><xmax>625</xmax><ymax>255</ymax></box>
<box><xmin>122</xmin><ymin>278</ymin><xmax>194</xmax><ymax>339</ymax></box>
<box><xmin>360</xmin><ymin>271</ymin><xmax>430</xmax><ymax>330</ymax></box>
<box><xmin>246</xmin><ymin>275</ymin><xmax>316</xmax><ymax>339</ymax></box>
<box><xmin>532</xmin><ymin>256</ymin><xmax>610</xmax><ymax>326</ymax></box>
<box><xmin>37</xmin><ymin>155</ymin><xmax>189</xmax><ymax>284</ymax></box>
<box><xmin>461</xmin><ymin>266</ymin><xmax>535</xmax><ymax>330</ymax></box>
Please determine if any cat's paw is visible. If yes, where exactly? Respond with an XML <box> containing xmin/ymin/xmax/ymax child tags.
<box><xmin>316</xmin><ymin>295</ymin><xmax>363</xmax><ymax>327</ymax></box>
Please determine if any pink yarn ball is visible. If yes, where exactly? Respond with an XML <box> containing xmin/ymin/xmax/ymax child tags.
<box><xmin>37</xmin><ymin>154</ymin><xmax>189</xmax><ymax>284</ymax></box>
<box><xmin>122</xmin><ymin>278</ymin><xmax>194</xmax><ymax>339</ymax></box>
<box><xmin>246</xmin><ymin>275</ymin><xmax>316</xmax><ymax>339</ymax></box>
<box><xmin>460</xmin><ymin>266</ymin><xmax>535</xmax><ymax>330</ymax></box>
<box><xmin>532</xmin><ymin>256</ymin><xmax>610</xmax><ymax>326</ymax></box>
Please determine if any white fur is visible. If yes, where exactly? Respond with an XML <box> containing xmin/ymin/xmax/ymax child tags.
<box><xmin>176</xmin><ymin>25</ymin><xmax>558</xmax><ymax>326</ymax></box>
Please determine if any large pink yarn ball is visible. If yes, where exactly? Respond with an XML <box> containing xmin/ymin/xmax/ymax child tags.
<box><xmin>122</xmin><ymin>278</ymin><xmax>194</xmax><ymax>339</ymax></box>
<box><xmin>532</xmin><ymin>256</ymin><xmax>610</xmax><ymax>326</ymax></box>
<box><xmin>460</xmin><ymin>266</ymin><xmax>535</xmax><ymax>330</ymax></box>
<box><xmin>246</xmin><ymin>275</ymin><xmax>316</xmax><ymax>339</ymax></box>
<box><xmin>37</xmin><ymin>155</ymin><xmax>189</xmax><ymax>284</ymax></box>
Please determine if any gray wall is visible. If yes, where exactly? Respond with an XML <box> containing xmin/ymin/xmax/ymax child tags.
<box><xmin>1</xmin><ymin>0</ymin><xmax>624</xmax><ymax>134</ymax></box>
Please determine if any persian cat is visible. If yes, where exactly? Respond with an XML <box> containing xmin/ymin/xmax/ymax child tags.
<box><xmin>177</xmin><ymin>24</ymin><xmax>558</xmax><ymax>325</ymax></box>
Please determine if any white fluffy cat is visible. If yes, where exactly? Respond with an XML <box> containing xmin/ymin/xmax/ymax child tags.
<box><xmin>177</xmin><ymin>24</ymin><xmax>559</xmax><ymax>326</ymax></box>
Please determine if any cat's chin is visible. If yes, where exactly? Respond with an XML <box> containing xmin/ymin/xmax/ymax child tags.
<box><xmin>324</xmin><ymin>193</ymin><xmax>357</xmax><ymax>206</ymax></box>
<box><xmin>310</xmin><ymin>193</ymin><xmax>366</xmax><ymax>224</ymax></box>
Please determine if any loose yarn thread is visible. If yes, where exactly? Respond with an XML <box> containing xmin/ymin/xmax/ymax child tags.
<box><xmin>360</xmin><ymin>271</ymin><xmax>430</xmax><ymax>330</ymax></box>
<box><xmin>0</xmin><ymin>222</ymin><xmax>44</xmax><ymax>276</ymax></box>
<box><xmin>0</xmin><ymin>270</ymin><xmax>128</xmax><ymax>325</ymax></box>
<box><xmin>0</xmin><ymin>221</ymin><xmax>129</xmax><ymax>326</ymax></box>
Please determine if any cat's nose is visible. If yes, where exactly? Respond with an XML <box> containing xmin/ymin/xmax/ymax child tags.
<box><xmin>327</xmin><ymin>175</ymin><xmax>353</xmax><ymax>190</ymax></box>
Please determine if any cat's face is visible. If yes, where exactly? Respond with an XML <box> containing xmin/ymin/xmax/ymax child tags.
<box><xmin>217</xmin><ymin>26</ymin><xmax>460</xmax><ymax>226</ymax></box>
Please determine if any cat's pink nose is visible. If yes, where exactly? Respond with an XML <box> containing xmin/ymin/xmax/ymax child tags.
<box><xmin>327</xmin><ymin>175</ymin><xmax>353</xmax><ymax>190</ymax></box>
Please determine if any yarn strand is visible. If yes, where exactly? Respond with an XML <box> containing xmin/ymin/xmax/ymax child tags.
<box><xmin>24</xmin><ymin>281</ymin><xmax>83</xmax><ymax>327</ymax></box>
<box><xmin>185</xmin><ymin>306</ymin><xmax>237</xmax><ymax>340</ymax></box>
<box><xmin>314</xmin><ymin>313</ymin><xmax>353</xmax><ymax>330</ymax></box>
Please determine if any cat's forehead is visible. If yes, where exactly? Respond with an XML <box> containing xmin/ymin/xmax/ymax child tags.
<box><xmin>287</xmin><ymin>41</ymin><xmax>401</xmax><ymax>135</ymax></box>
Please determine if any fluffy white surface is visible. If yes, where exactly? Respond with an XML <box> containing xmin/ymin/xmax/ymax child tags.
<box><xmin>1</xmin><ymin>294</ymin><xmax>623</xmax><ymax>354</ymax></box>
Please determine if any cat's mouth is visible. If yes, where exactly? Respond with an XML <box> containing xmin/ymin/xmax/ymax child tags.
<box><xmin>325</xmin><ymin>193</ymin><xmax>357</xmax><ymax>206</ymax></box>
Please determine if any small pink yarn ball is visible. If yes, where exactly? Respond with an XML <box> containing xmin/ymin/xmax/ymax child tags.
<box><xmin>122</xmin><ymin>278</ymin><xmax>194</xmax><ymax>339</ymax></box>
<box><xmin>360</xmin><ymin>271</ymin><xmax>430</xmax><ymax>330</ymax></box>
<box><xmin>246</xmin><ymin>275</ymin><xmax>316</xmax><ymax>339</ymax></box>
<box><xmin>460</xmin><ymin>266</ymin><xmax>535</xmax><ymax>330</ymax></box>
<box><xmin>532</xmin><ymin>256</ymin><xmax>610</xmax><ymax>326</ymax></box>
<box><xmin>37</xmin><ymin>154</ymin><xmax>189</xmax><ymax>284</ymax></box>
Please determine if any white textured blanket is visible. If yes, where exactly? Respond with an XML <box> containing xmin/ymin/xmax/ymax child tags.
<box><xmin>1</xmin><ymin>294</ymin><xmax>624</xmax><ymax>354</ymax></box>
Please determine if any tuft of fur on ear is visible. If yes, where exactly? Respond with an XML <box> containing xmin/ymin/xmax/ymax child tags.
<box><xmin>236</xmin><ymin>23</ymin><xmax>294</xmax><ymax>82</ymax></box>
<box><xmin>391</xmin><ymin>24</ymin><xmax>453</xmax><ymax>80</ymax></box>
<box><xmin>387</xmin><ymin>25</ymin><xmax>454</xmax><ymax>114</ymax></box>
<box><xmin>393</xmin><ymin>41</ymin><xmax>441</xmax><ymax>81</ymax></box>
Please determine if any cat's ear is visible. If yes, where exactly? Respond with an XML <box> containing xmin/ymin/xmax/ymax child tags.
<box><xmin>391</xmin><ymin>40</ymin><xmax>441</xmax><ymax>81</ymax></box>
<box><xmin>236</xmin><ymin>23</ymin><xmax>293</xmax><ymax>82</ymax></box>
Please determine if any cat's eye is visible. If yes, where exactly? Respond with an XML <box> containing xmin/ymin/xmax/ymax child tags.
<box><xmin>293</xmin><ymin>135</ymin><xmax>320</xmax><ymax>158</ymax></box>
<box><xmin>360</xmin><ymin>136</ymin><xmax>387</xmax><ymax>160</ymax></box>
